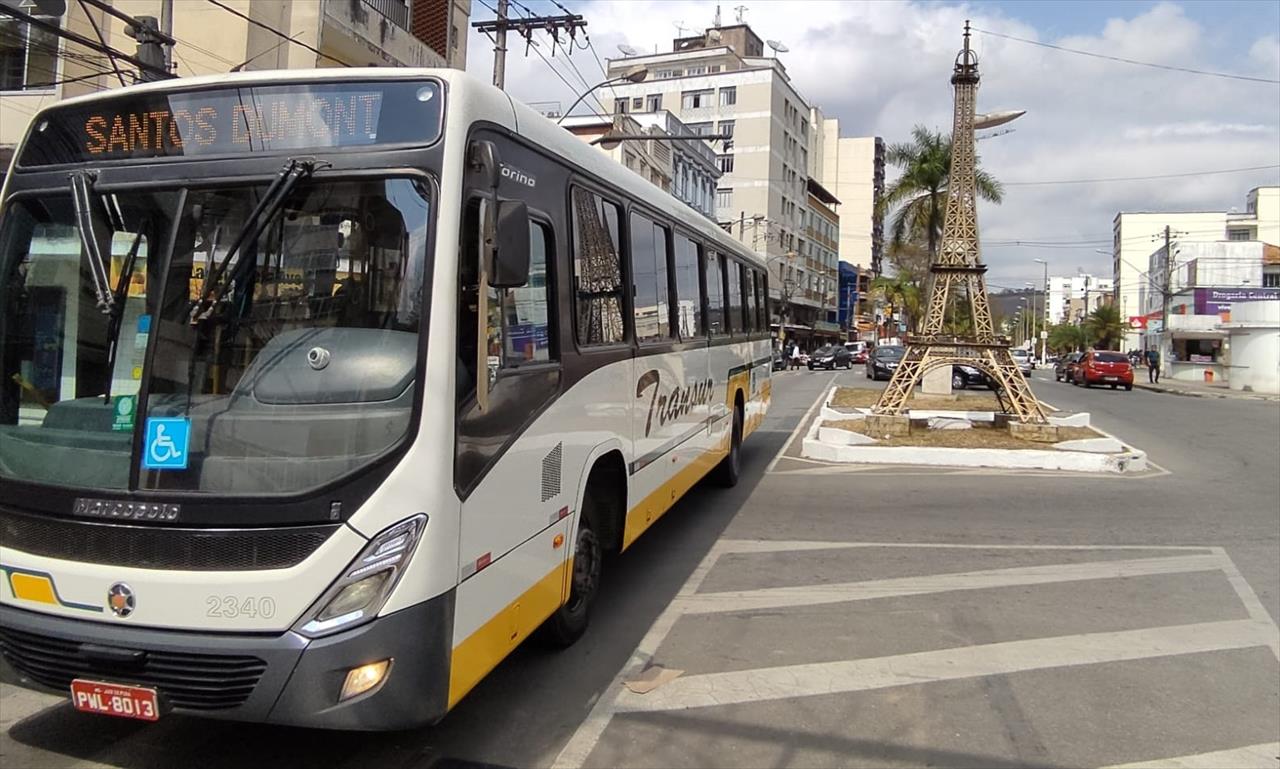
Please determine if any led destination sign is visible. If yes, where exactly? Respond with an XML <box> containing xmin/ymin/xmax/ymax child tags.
<box><xmin>19</xmin><ymin>80</ymin><xmax>442</xmax><ymax>166</ymax></box>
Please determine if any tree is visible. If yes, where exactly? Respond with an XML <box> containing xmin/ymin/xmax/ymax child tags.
<box><xmin>877</xmin><ymin>125</ymin><xmax>1004</xmax><ymax>261</ymax></box>
<box><xmin>870</xmin><ymin>273</ymin><xmax>922</xmax><ymax>334</ymax></box>
<box><xmin>1084</xmin><ymin>305</ymin><xmax>1126</xmax><ymax>350</ymax></box>
<box><xmin>1048</xmin><ymin>323</ymin><xmax>1088</xmax><ymax>353</ymax></box>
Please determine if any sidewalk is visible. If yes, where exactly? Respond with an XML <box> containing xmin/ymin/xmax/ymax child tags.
<box><xmin>1134</xmin><ymin>377</ymin><xmax>1280</xmax><ymax>402</ymax></box>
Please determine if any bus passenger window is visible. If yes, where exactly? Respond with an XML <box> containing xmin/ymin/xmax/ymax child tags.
<box><xmin>673</xmin><ymin>234</ymin><xmax>702</xmax><ymax>338</ymax></box>
<box><xmin>630</xmin><ymin>213</ymin><xmax>670</xmax><ymax>342</ymax></box>
<box><xmin>494</xmin><ymin>221</ymin><xmax>555</xmax><ymax>365</ymax></box>
<box><xmin>571</xmin><ymin>189</ymin><xmax>625</xmax><ymax>345</ymax></box>
<box><xmin>726</xmin><ymin>259</ymin><xmax>743</xmax><ymax>335</ymax></box>
<box><xmin>705</xmin><ymin>251</ymin><xmax>724</xmax><ymax>336</ymax></box>
<box><xmin>745</xmin><ymin>269</ymin><xmax>759</xmax><ymax>333</ymax></box>
<box><xmin>755</xmin><ymin>270</ymin><xmax>767</xmax><ymax>331</ymax></box>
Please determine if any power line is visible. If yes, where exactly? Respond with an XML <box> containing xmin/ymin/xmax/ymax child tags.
<box><xmin>974</xmin><ymin>26</ymin><xmax>1280</xmax><ymax>85</ymax></box>
<box><xmin>1004</xmin><ymin>164</ymin><xmax>1280</xmax><ymax>187</ymax></box>
<box><xmin>205</xmin><ymin>0</ymin><xmax>351</xmax><ymax>67</ymax></box>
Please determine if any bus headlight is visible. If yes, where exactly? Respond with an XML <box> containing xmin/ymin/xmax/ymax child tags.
<box><xmin>295</xmin><ymin>515</ymin><xmax>427</xmax><ymax>638</ymax></box>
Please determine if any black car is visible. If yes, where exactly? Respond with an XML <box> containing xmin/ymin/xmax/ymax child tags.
<box><xmin>772</xmin><ymin>350</ymin><xmax>788</xmax><ymax>371</ymax></box>
<box><xmin>808</xmin><ymin>345</ymin><xmax>854</xmax><ymax>370</ymax></box>
<box><xmin>952</xmin><ymin>364</ymin><xmax>996</xmax><ymax>390</ymax></box>
<box><xmin>866</xmin><ymin>345</ymin><xmax>905</xmax><ymax>380</ymax></box>
<box><xmin>1055</xmin><ymin>352</ymin><xmax>1082</xmax><ymax>382</ymax></box>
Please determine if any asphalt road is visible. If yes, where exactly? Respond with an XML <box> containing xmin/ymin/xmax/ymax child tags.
<box><xmin>2</xmin><ymin>369</ymin><xmax>1278</xmax><ymax>769</ymax></box>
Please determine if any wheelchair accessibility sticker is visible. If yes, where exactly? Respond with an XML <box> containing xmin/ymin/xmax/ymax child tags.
<box><xmin>143</xmin><ymin>418</ymin><xmax>190</xmax><ymax>470</ymax></box>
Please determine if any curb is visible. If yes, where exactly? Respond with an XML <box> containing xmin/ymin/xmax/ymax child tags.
<box><xmin>1133</xmin><ymin>382</ymin><xmax>1280</xmax><ymax>402</ymax></box>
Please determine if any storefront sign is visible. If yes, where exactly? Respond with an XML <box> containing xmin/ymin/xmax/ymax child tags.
<box><xmin>1194</xmin><ymin>287</ymin><xmax>1280</xmax><ymax>315</ymax></box>
<box><xmin>1127</xmin><ymin>315</ymin><xmax>1148</xmax><ymax>330</ymax></box>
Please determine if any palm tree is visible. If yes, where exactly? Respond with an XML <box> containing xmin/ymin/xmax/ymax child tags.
<box><xmin>870</xmin><ymin>274</ymin><xmax>922</xmax><ymax>334</ymax></box>
<box><xmin>1084</xmin><ymin>305</ymin><xmax>1126</xmax><ymax>350</ymax></box>
<box><xmin>877</xmin><ymin>125</ymin><xmax>1005</xmax><ymax>260</ymax></box>
<box><xmin>1048</xmin><ymin>323</ymin><xmax>1088</xmax><ymax>353</ymax></box>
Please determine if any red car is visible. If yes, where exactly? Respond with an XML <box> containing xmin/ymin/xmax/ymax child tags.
<box><xmin>1072</xmin><ymin>350</ymin><xmax>1134</xmax><ymax>390</ymax></box>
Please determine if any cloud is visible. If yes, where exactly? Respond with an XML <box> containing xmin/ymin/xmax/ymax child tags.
<box><xmin>467</xmin><ymin>1</ymin><xmax>1280</xmax><ymax>287</ymax></box>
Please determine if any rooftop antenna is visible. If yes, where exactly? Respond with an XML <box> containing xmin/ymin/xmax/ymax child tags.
<box><xmin>617</xmin><ymin>43</ymin><xmax>641</xmax><ymax>57</ymax></box>
<box><xmin>734</xmin><ymin>5</ymin><xmax>748</xmax><ymax>24</ymax></box>
<box><xmin>673</xmin><ymin>20</ymin><xmax>689</xmax><ymax>37</ymax></box>
<box><xmin>714</xmin><ymin>4</ymin><xmax>721</xmax><ymax>28</ymax></box>
<box><xmin>766</xmin><ymin>39</ymin><xmax>789</xmax><ymax>57</ymax></box>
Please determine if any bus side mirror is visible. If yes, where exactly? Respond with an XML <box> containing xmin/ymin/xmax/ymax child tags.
<box><xmin>489</xmin><ymin>200</ymin><xmax>530</xmax><ymax>288</ymax></box>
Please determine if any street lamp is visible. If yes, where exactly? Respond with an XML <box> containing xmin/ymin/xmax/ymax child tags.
<box><xmin>1034</xmin><ymin>257</ymin><xmax>1049</xmax><ymax>363</ymax></box>
<box><xmin>557</xmin><ymin>66</ymin><xmax>648</xmax><ymax>124</ymax></box>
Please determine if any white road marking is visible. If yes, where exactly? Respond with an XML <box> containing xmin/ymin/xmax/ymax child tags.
<box><xmin>764</xmin><ymin>373</ymin><xmax>837</xmax><ymax>474</ymax></box>
<box><xmin>1103</xmin><ymin>742</ymin><xmax>1280</xmax><ymax>769</ymax></box>
<box><xmin>610</xmin><ymin>619</ymin><xmax>1278</xmax><ymax>713</ymax></box>
<box><xmin>551</xmin><ymin>540</ymin><xmax>1276</xmax><ymax>769</ymax></box>
<box><xmin>677</xmin><ymin>554</ymin><xmax>1224</xmax><ymax>614</ymax></box>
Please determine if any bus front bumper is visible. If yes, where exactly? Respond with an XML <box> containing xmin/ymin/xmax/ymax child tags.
<box><xmin>0</xmin><ymin>590</ymin><xmax>454</xmax><ymax>731</ymax></box>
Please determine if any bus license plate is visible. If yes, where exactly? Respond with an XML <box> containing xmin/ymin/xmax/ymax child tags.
<box><xmin>70</xmin><ymin>679</ymin><xmax>160</xmax><ymax>721</ymax></box>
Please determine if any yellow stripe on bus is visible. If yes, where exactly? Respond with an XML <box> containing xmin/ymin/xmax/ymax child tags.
<box><xmin>9</xmin><ymin>573</ymin><xmax>58</xmax><ymax>605</ymax></box>
<box><xmin>447</xmin><ymin>559</ymin><xmax>571</xmax><ymax>709</ymax></box>
<box><xmin>622</xmin><ymin>434</ymin><xmax>730</xmax><ymax>551</ymax></box>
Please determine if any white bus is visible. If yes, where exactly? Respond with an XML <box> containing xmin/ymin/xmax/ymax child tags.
<box><xmin>0</xmin><ymin>68</ymin><xmax>771</xmax><ymax>729</ymax></box>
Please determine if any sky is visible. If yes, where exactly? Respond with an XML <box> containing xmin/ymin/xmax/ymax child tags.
<box><xmin>465</xmin><ymin>1</ymin><xmax>1280</xmax><ymax>290</ymax></box>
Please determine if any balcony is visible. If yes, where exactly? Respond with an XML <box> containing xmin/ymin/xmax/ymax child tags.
<box><xmin>320</xmin><ymin>0</ymin><xmax>445</xmax><ymax>68</ymax></box>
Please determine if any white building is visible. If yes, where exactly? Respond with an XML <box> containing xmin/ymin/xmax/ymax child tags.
<box><xmin>561</xmin><ymin>114</ymin><xmax>673</xmax><ymax>193</ymax></box>
<box><xmin>1045</xmin><ymin>274</ymin><xmax>1114</xmax><ymax>325</ymax></box>
<box><xmin>814</xmin><ymin>122</ymin><xmax>885</xmax><ymax>274</ymax></box>
<box><xmin>604</xmin><ymin>23</ymin><xmax>838</xmax><ymax>341</ymax></box>
<box><xmin>628</xmin><ymin>110</ymin><xmax>721</xmax><ymax>220</ymax></box>
<box><xmin>1112</xmin><ymin>186</ymin><xmax>1279</xmax><ymax>350</ymax></box>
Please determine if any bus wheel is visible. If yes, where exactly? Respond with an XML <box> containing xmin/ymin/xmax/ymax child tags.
<box><xmin>713</xmin><ymin>402</ymin><xmax>743</xmax><ymax>488</ymax></box>
<box><xmin>538</xmin><ymin>500</ymin><xmax>602</xmax><ymax>647</ymax></box>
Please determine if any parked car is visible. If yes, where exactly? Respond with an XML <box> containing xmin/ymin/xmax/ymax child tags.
<box><xmin>866</xmin><ymin>345</ymin><xmax>905</xmax><ymax>380</ymax></box>
<box><xmin>1072</xmin><ymin>350</ymin><xmax>1134</xmax><ymax>390</ymax></box>
<box><xmin>772</xmin><ymin>350</ymin><xmax>788</xmax><ymax>371</ymax></box>
<box><xmin>1055</xmin><ymin>352</ymin><xmax>1082</xmax><ymax>382</ymax></box>
<box><xmin>1010</xmin><ymin>348</ymin><xmax>1034</xmax><ymax>375</ymax></box>
<box><xmin>952</xmin><ymin>364</ymin><xmax>996</xmax><ymax>390</ymax></box>
<box><xmin>808</xmin><ymin>344</ymin><xmax>854</xmax><ymax>370</ymax></box>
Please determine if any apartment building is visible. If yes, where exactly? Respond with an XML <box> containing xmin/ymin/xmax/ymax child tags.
<box><xmin>628</xmin><ymin>110</ymin><xmax>721</xmax><ymax>220</ymax></box>
<box><xmin>1</xmin><ymin>0</ymin><xmax>470</xmax><ymax>167</ymax></box>
<box><xmin>814</xmin><ymin>118</ymin><xmax>884</xmax><ymax>275</ymax></box>
<box><xmin>604</xmin><ymin>23</ymin><xmax>828</xmax><ymax>338</ymax></box>
<box><xmin>1045</xmin><ymin>274</ymin><xmax>1114</xmax><ymax>325</ymax></box>
<box><xmin>804</xmin><ymin>178</ymin><xmax>840</xmax><ymax>337</ymax></box>
<box><xmin>1111</xmin><ymin>186</ymin><xmax>1278</xmax><ymax>350</ymax></box>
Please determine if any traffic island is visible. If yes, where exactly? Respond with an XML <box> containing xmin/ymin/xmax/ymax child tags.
<box><xmin>806</xmin><ymin>387</ymin><xmax>1148</xmax><ymax>474</ymax></box>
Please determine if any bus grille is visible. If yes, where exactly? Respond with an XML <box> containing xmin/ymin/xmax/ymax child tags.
<box><xmin>0</xmin><ymin>508</ymin><xmax>337</xmax><ymax>571</ymax></box>
<box><xmin>0</xmin><ymin>625</ymin><xmax>268</xmax><ymax>711</ymax></box>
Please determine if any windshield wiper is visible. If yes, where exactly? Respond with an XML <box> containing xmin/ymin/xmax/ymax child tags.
<box><xmin>102</xmin><ymin>225</ymin><xmax>149</xmax><ymax>403</ymax></box>
<box><xmin>69</xmin><ymin>170</ymin><xmax>115</xmax><ymax>316</ymax></box>
<box><xmin>188</xmin><ymin>158</ymin><xmax>324</xmax><ymax>325</ymax></box>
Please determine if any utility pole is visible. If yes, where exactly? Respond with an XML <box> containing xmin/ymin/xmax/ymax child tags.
<box><xmin>1160</xmin><ymin>224</ymin><xmax>1174</xmax><ymax>375</ymax></box>
<box><xmin>473</xmin><ymin>4</ymin><xmax>588</xmax><ymax>92</ymax></box>
<box><xmin>492</xmin><ymin>0</ymin><xmax>508</xmax><ymax>89</ymax></box>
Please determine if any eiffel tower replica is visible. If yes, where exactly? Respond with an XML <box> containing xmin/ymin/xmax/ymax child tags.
<box><xmin>873</xmin><ymin>22</ymin><xmax>1047</xmax><ymax>424</ymax></box>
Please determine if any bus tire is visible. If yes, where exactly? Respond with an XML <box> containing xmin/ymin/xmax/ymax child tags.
<box><xmin>537</xmin><ymin>495</ymin><xmax>602</xmax><ymax>647</ymax></box>
<box><xmin>713</xmin><ymin>400</ymin><xmax>743</xmax><ymax>488</ymax></box>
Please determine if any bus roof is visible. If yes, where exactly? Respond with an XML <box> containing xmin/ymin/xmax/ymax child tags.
<box><xmin>19</xmin><ymin>67</ymin><xmax>762</xmax><ymax>269</ymax></box>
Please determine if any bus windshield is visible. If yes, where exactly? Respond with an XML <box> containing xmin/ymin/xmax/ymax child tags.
<box><xmin>0</xmin><ymin>177</ymin><xmax>431</xmax><ymax>495</ymax></box>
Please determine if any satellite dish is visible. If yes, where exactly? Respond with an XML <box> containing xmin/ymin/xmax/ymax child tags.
<box><xmin>973</xmin><ymin>110</ymin><xmax>1026</xmax><ymax>129</ymax></box>
<box><xmin>617</xmin><ymin>44</ymin><xmax>642</xmax><ymax>57</ymax></box>
<box><xmin>766</xmin><ymin>39</ymin><xmax>789</xmax><ymax>54</ymax></box>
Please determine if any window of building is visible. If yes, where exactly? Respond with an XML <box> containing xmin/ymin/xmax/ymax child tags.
<box><xmin>630</xmin><ymin>214</ymin><xmax>672</xmax><ymax>342</ymax></box>
<box><xmin>614</xmin><ymin>97</ymin><xmax>629</xmax><ymax>114</ymax></box>
<box><xmin>1264</xmin><ymin>269</ymin><xmax>1280</xmax><ymax>288</ymax></box>
<box><xmin>0</xmin><ymin>13</ymin><xmax>59</xmax><ymax>91</ymax></box>
<box><xmin>718</xmin><ymin>120</ymin><xmax>734</xmax><ymax>150</ymax></box>
<box><xmin>645</xmin><ymin>93</ymin><xmax>662</xmax><ymax>111</ymax></box>
<box><xmin>674</xmin><ymin>234</ymin><xmax>702</xmax><ymax>338</ymax></box>
<box><xmin>1227</xmin><ymin>228</ymin><xmax>1252</xmax><ymax>241</ymax></box>
<box><xmin>655</xmin><ymin>69</ymin><xmax>681</xmax><ymax>79</ymax></box>
<box><xmin>686</xmin><ymin>121</ymin><xmax>715</xmax><ymax>136</ymax></box>
<box><xmin>706</xmin><ymin>252</ymin><xmax>725</xmax><ymax>335</ymax></box>
<box><xmin>686</xmin><ymin>65</ymin><xmax>707</xmax><ymax>76</ymax></box>
<box><xmin>717</xmin><ymin>154</ymin><xmax>734</xmax><ymax>173</ymax></box>
<box><xmin>719</xmin><ymin>86</ymin><xmax>737</xmax><ymax>106</ymax></box>
<box><xmin>744</xmin><ymin>268</ymin><xmax>758</xmax><ymax>332</ymax></box>
<box><xmin>571</xmin><ymin>189</ymin><xmax>626</xmax><ymax>345</ymax></box>
<box><xmin>682</xmin><ymin>89</ymin><xmax>715</xmax><ymax>109</ymax></box>
<box><xmin>726</xmin><ymin>259</ymin><xmax>743</xmax><ymax>334</ymax></box>
<box><xmin>716</xmin><ymin>188</ymin><xmax>732</xmax><ymax>208</ymax></box>
<box><xmin>708</xmin><ymin>64</ymin><xmax>721</xmax><ymax>73</ymax></box>
<box><xmin>631</xmin><ymin>97</ymin><xmax>643</xmax><ymax>109</ymax></box>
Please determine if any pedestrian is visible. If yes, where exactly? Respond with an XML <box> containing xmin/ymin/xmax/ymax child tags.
<box><xmin>790</xmin><ymin>344</ymin><xmax>802</xmax><ymax>370</ymax></box>
<box><xmin>1145</xmin><ymin>348</ymin><xmax>1160</xmax><ymax>384</ymax></box>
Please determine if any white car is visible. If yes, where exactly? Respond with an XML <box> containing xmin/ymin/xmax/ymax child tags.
<box><xmin>1010</xmin><ymin>348</ymin><xmax>1034</xmax><ymax>375</ymax></box>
